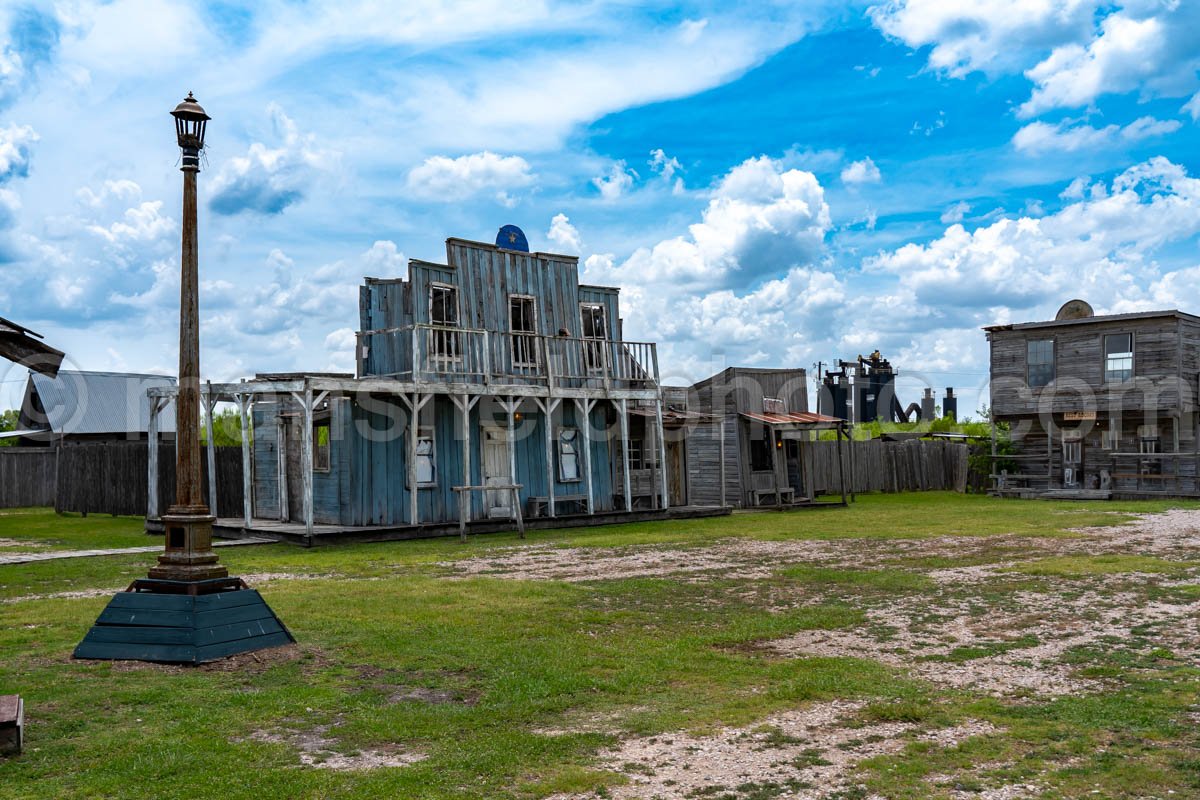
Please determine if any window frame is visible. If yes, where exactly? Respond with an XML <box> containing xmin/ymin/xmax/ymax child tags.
<box><xmin>414</xmin><ymin>425</ymin><xmax>437</xmax><ymax>487</ymax></box>
<box><xmin>312</xmin><ymin>416</ymin><xmax>331</xmax><ymax>473</ymax></box>
<box><xmin>428</xmin><ymin>282</ymin><xmax>461</xmax><ymax>362</ymax></box>
<box><xmin>557</xmin><ymin>427</ymin><xmax>581</xmax><ymax>483</ymax></box>
<box><xmin>1103</xmin><ymin>332</ymin><xmax>1134</xmax><ymax>383</ymax></box>
<box><xmin>508</xmin><ymin>294</ymin><xmax>539</xmax><ymax>368</ymax></box>
<box><xmin>1026</xmin><ymin>339</ymin><xmax>1055</xmax><ymax>389</ymax></box>
<box><xmin>579</xmin><ymin>302</ymin><xmax>608</xmax><ymax>373</ymax></box>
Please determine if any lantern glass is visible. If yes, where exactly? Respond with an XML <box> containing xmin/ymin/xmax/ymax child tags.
<box><xmin>170</xmin><ymin>92</ymin><xmax>210</xmax><ymax>151</ymax></box>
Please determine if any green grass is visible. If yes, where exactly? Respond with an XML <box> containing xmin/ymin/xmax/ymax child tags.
<box><xmin>0</xmin><ymin>510</ymin><xmax>152</xmax><ymax>551</ymax></box>
<box><xmin>1008</xmin><ymin>554</ymin><xmax>1191</xmax><ymax>577</ymax></box>
<box><xmin>1</xmin><ymin>494</ymin><xmax>1199</xmax><ymax>799</ymax></box>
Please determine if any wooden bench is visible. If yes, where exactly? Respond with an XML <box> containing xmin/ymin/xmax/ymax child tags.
<box><xmin>452</xmin><ymin>484</ymin><xmax>524</xmax><ymax>542</ymax></box>
<box><xmin>0</xmin><ymin>694</ymin><xmax>22</xmax><ymax>756</ymax></box>
<box><xmin>528</xmin><ymin>494</ymin><xmax>589</xmax><ymax>517</ymax></box>
<box><xmin>751</xmin><ymin>487</ymin><xmax>795</xmax><ymax>506</ymax></box>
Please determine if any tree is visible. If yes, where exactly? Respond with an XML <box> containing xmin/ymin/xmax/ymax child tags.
<box><xmin>0</xmin><ymin>408</ymin><xmax>18</xmax><ymax>447</ymax></box>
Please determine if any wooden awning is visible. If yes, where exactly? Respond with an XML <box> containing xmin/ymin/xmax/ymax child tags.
<box><xmin>740</xmin><ymin>410</ymin><xmax>846</xmax><ymax>430</ymax></box>
<box><xmin>0</xmin><ymin>316</ymin><xmax>64</xmax><ymax>377</ymax></box>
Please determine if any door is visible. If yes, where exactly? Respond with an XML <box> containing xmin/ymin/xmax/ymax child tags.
<box><xmin>667</xmin><ymin>439</ymin><xmax>686</xmax><ymax>507</ymax></box>
<box><xmin>785</xmin><ymin>439</ymin><xmax>805</xmax><ymax>498</ymax></box>
<box><xmin>482</xmin><ymin>427</ymin><xmax>512</xmax><ymax>518</ymax></box>
<box><xmin>1062</xmin><ymin>438</ymin><xmax>1082</xmax><ymax>488</ymax></box>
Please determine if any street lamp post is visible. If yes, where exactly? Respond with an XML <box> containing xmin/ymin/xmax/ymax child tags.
<box><xmin>148</xmin><ymin>92</ymin><xmax>227</xmax><ymax>583</ymax></box>
<box><xmin>73</xmin><ymin>93</ymin><xmax>294</xmax><ymax>663</ymax></box>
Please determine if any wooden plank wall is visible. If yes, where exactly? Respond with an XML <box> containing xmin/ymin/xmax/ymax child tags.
<box><xmin>810</xmin><ymin>439</ymin><xmax>969</xmax><ymax>495</ymax></box>
<box><xmin>51</xmin><ymin>443</ymin><xmax>244</xmax><ymax>517</ymax></box>
<box><xmin>0</xmin><ymin>447</ymin><xmax>56</xmax><ymax>507</ymax></box>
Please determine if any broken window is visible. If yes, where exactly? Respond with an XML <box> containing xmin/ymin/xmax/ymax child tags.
<box><xmin>1027</xmin><ymin>339</ymin><xmax>1054</xmax><ymax>388</ymax></box>
<box><xmin>580</xmin><ymin>303</ymin><xmax>607</xmax><ymax>372</ymax></box>
<box><xmin>313</xmin><ymin>419</ymin><xmax>331</xmax><ymax>472</ymax></box>
<box><xmin>429</xmin><ymin>284</ymin><xmax>460</xmax><ymax>360</ymax></box>
<box><xmin>509</xmin><ymin>295</ymin><xmax>538</xmax><ymax>367</ymax></box>
<box><xmin>415</xmin><ymin>429</ymin><xmax>436</xmax><ymax>485</ymax></box>
<box><xmin>1104</xmin><ymin>333</ymin><xmax>1133</xmax><ymax>383</ymax></box>
<box><xmin>558</xmin><ymin>428</ymin><xmax>580</xmax><ymax>482</ymax></box>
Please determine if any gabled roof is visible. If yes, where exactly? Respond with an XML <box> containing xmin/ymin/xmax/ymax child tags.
<box><xmin>25</xmin><ymin>370</ymin><xmax>177</xmax><ymax>436</ymax></box>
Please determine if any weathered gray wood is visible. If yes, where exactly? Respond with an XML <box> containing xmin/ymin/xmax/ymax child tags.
<box><xmin>238</xmin><ymin>395</ymin><xmax>252</xmax><ymax>527</ymax></box>
<box><xmin>204</xmin><ymin>383</ymin><xmax>218</xmax><ymax>516</ymax></box>
<box><xmin>655</xmin><ymin>396</ymin><xmax>668</xmax><ymax>511</ymax></box>
<box><xmin>619</xmin><ymin>398</ymin><xmax>632</xmax><ymax>512</ymax></box>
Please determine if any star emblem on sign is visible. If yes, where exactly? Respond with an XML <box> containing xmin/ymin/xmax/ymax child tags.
<box><xmin>509</xmin><ymin>231</ymin><xmax>518</xmax><ymax>243</ymax></box>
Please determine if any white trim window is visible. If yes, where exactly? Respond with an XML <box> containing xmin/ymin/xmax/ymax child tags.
<box><xmin>429</xmin><ymin>283</ymin><xmax>461</xmax><ymax>361</ymax></box>
<box><xmin>1103</xmin><ymin>333</ymin><xmax>1133</xmax><ymax>383</ymax></box>
<box><xmin>558</xmin><ymin>427</ymin><xmax>581</xmax><ymax>482</ymax></box>
<box><xmin>580</xmin><ymin>303</ymin><xmax>607</xmax><ymax>372</ymax></box>
<box><xmin>509</xmin><ymin>294</ymin><xmax>539</xmax><ymax>367</ymax></box>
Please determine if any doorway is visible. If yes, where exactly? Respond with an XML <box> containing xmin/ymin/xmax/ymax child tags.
<box><xmin>666</xmin><ymin>439</ymin><xmax>686</xmax><ymax>507</ymax></box>
<box><xmin>482</xmin><ymin>427</ymin><xmax>512</xmax><ymax>518</ymax></box>
<box><xmin>1062</xmin><ymin>437</ymin><xmax>1082</xmax><ymax>488</ymax></box>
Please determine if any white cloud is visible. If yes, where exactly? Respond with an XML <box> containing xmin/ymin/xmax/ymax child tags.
<box><xmin>940</xmin><ymin>200</ymin><xmax>970</xmax><ymax>224</ymax></box>
<box><xmin>405</xmin><ymin>151</ymin><xmax>534</xmax><ymax>205</ymax></box>
<box><xmin>87</xmin><ymin>200</ymin><xmax>175</xmax><ymax>244</ymax></box>
<box><xmin>1012</xmin><ymin>116</ymin><xmax>1182</xmax><ymax>153</ymax></box>
<box><xmin>870</xmin><ymin>0</ymin><xmax>1100</xmax><ymax>78</ymax></box>
<box><xmin>649</xmin><ymin>148</ymin><xmax>684</xmax><ymax>194</ymax></box>
<box><xmin>208</xmin><ymin>104</ymin><xmax>339</xmax><ymax>216</ymax></box>
<box><xmin>546</xmin><ymin>213</ymin><xmax>582</xmax><ymax>255</ymax></box>
<box><xmin>1019</xmin><ymin>13</ymin><xmax>1167</xmax><ymax>117</ymax></box>
<box><xmin>588</xmin><ymin>155</ymin><xmax>831</xmax><ymax>292</ymax></box>
<box><xmin>1059</xmin><ymin>175</ymin><xmax>1090</xmax><ymax>199</ymax></box>
<box><xmin>864</xmin><ymin>157</ymin><xmax>1200</xmax><ymax>313</ymax></box>
<box><xmin>678</xmin><ymin>18</ymin><xmax>708</xmax><ymax>45</ymax></box>
<box><xmin>840</xmin><ymin>157</ymin><xmax>881</xmax><ymax>185</ymax></box>
<box><xmin>1182</xmin><ymin>91</ymin><xmax>1200</xmax><ymax>121</ymax></box>
<box><xmin>75</xmin><ymin>178</ymin><xmax>140</xmax><ymax>208</ymax></box>
<box><xmin>592</xmin><ymin>161</ymin><xmax>637</xmax><ymax>201</ymax></box>
<box><xmin>0</xmin><ymin>123</ymin><xmax>37</xmax><ymax>182</ymax></box>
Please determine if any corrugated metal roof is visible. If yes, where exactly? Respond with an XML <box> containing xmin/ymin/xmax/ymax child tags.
<box><xmin>29</xmin><ymin>370</ymin><xmax>177</xmax><ymax>435</ymax></box>
<box><xmin>740</xmin><ymin>410</ymin><xmax>844</xmax><ymax>428</ymax></box>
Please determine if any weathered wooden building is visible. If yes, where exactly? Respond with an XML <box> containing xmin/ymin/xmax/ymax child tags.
<box><xmin>985</xmin><ymin>300</ymin><xmax>1200</xmax><ymax>498</ymax></box>
<box><xmin>670</xmin><ymin>367</ymin><xmax>848</xmax><ymax>507</ymax></box>
<box><xmin>169</xmin><ymin>227</ymin><xmax>707</xmax><ymax>540</ymax></box>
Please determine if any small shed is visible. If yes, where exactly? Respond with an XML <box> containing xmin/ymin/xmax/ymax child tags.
<box><xmin>10</xmin><ymin>370</ymin><xmax>177</xmax><ymax>446</ymax></box>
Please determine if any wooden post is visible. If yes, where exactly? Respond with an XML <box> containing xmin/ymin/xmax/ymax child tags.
<box><xmin>204</xmin><ymin>383</ymin><xmax>217</xmax><ymax>517</ymax></box>
<box><xmin>506</xmin><ymin>397</ymin><xmax>519</xmax><ymax>513</ymax></box>
<box><xmin>452</xmin><ymin>394</ymin><xmax>478</xmax><ymax>535</ymax></box>
<box><xmin>408</xmin><ymin>392</ymin><xmax>419</xmax><ymax>526</ymax></box>
<box><xmin>146</xmin><ymin>398</ymin><xmax>161</xmax><ymax>529</ymax></box>
<box><xmin>277</xmin><ymin>399</ymin><xmax>289</xmax><ymax>522</ymax></box>
<box><xmin>1047</xmin><ymin>419</ymin><xmax>1054</xmax><ymax>487</ymax></box>
<box><xmin>770</xmin><ymin>425</ymin><xmax>782</xmax><ymax>508</ymax></box>
<box><xmin>540</xmin><ymin>397</ymin><xmax>560</xmax><ymax>518</ymax></box>
<box><xmin>655</xmin><ymin>395</ymin><xmax>669</xmax><ymax>510</ymax></box>
<box><xmin>577</xmin><ymin>398</ymin><xmax>595</xmax><ymax>515</ymax></box>
<box><xmin>619</xmin><ymin>398</ymin><xmax>632</xmax><ymax>512</ymax></box>
<box><xmin>719</xmin><ymin>415</ymin><xmax>727</xmax><ymax>507</ymax></box>
<box><xmin>297</xmin><ymin>386</ymin><xmax>315</xmax><ymax>537</ymax></box>
<box><xmin>836</xmin><ymin>425</ymin><xmax>847</xmax><ymax>505</ymax></box>
<box><xmin>512</xmin><ymin>486</ymin><xmax>525</xmax><ymax>539</ymax></box>
<box><xmin>238</xmin><ymin>394</ymin><xmax>252</xmax><ymax>528</ymax></box>
<box><xmin>848</xmin><ymin>425</ymin><xmax>857</xmax><ymax>502</ymax></box>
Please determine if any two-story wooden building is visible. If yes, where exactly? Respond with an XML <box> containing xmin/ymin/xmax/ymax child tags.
<box><xmin>167</xmin><ymin>226</ymin><xmax>691</xmax><ymax>541</ymax></box>
<box><xmin>985</xmin><ymin>299</ymin><xmax>1200</xmax><ymax>498</ymax></box>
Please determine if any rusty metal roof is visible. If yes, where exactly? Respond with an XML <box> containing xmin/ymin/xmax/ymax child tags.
<box><xmin>740</xmin><ymin>410</ymin><xmax>845</xmax><ymax>427</ymax></box>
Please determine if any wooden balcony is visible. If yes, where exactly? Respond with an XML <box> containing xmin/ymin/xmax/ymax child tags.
<box><xmin>356</xmin><ymin>324</ymin><xmax>659</xmax><ymax>395</ymax></box>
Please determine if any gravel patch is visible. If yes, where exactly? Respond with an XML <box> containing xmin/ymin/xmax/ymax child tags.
<box><xmin>245</xmin><ymin>723</ymin><xmax>424</xmax><ymax>771</ymax></box>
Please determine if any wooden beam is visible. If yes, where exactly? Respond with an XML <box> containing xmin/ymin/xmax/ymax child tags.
<box><xmin>146</xmin><ymin>397</ymin><xmax>162</xmax><ymax>526</ymax></box>
<box><xmin>403</xmin><ymin>392</ymin><xmax>433</xmax><ymax>526</ymax></box>
<box><xmin>576</xmin><ymin>398</ymin><xmax>595</xmax><ymax>515</ymax></box>
<box><xmin>293</xmin><ymin>386</ymin><xmax>315</xmax><ymax>538</ymax></box>
<box><xmin>277</xmin><ymin>401</ymin><xmax>289</xmax><ymax>523</ymax></box>
<box><xmin>719</xmin><ymin>415</ymin><xmax>727</xmax><ymax>508</ymax></box>
<box><xmin>237</xmin><ymin>394</ymin><xmax>252</xmax><ymax>528</ymax></box>
<box><xmin>655</xmin><ymin>396</ymin><xmax>669</xmax><ymax>510</ymax></box>
<box><xmin>204</xmin><ymin>382</ymin><xmax>218</xmax><ymax>516</ymax></box>
<box><xmin>451</xmin><ymin>393</ymin><xmax>480</xmax><ymax>538</ymax></box>
<box><xmin>619</xmin><ymin>398</ymin><xmax>632</xmax><ymax>512</ymax></box>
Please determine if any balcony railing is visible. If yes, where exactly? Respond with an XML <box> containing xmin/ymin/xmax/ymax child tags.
<box><xmin>356</xmin><ymin>324</ymin><xmax>659</xmax><ymax>391</ymax></box>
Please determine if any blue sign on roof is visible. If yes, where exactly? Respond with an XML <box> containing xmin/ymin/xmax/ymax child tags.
<box><xmin>496</xmin><ymin>224</ymin><xmax>529</xmax><ymax>252</ymax></box>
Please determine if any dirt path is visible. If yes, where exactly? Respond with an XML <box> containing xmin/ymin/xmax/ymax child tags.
<box><xmin>0</xmin><ymin>537</ymin><xmax>276</xmax><ymax>565</ymax></box>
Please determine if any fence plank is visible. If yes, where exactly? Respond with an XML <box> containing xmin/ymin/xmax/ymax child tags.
<box><xmin>809</xmin><ymin>439</ymin><xmax>970</xmax><ymax>496</ymax></box>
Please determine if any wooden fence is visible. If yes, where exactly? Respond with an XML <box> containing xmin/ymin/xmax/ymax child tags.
<box><xmin>811</xmin><ymin>439</ymin><xmax>969</xmax><ymax>495</ymax></box>
<box><xmin>0</xmin><ymin>447</ymin><xmax>58</xmax><ymax>507</ymax></box>
<box><xmin>53</xmin><ymin>443</ymin><xmax>244</xmax><ymax>517</ymax></box>
<box><xmin>0</xmin><ymin>443</ymin><xmax>243</xmax><ymax>516</ymax></box>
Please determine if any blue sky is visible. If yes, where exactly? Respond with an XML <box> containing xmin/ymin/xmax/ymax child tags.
<box><xmin>2</xmin><ymin>1</ymin><xmax>1200</xmax><ymax>415</ymax></box>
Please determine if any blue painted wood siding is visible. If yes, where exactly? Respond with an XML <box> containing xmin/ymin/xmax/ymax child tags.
<box><xmin>360</xmin><ymin>240</ymin><xmax>626</xmax><ymax>376</ymax></box>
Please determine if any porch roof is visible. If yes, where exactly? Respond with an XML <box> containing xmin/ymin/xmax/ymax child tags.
<box><xmin>740</xmin><ymin>410</ymin><xmax>845</xmax><ymax>430</ymax></box>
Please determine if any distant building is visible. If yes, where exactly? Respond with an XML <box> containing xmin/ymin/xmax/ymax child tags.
<box><xmin>10</xmin><ymin>370</ymin><xmax>177</xmax><ymax>446</ymax></box>
<box><xmin>985</xmin><ymin>299</ymin><xmax>1200</xmax><ymax>498</ymax></box>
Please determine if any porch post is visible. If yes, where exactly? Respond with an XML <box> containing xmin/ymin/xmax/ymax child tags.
<box><xmin>506</xmin><ymin>397</ymin><xmax>518</xmax><ymax>512</ymax></box>
<box><xmin>719</xmin><ymin>415</ymin><xmax>726</xmax><ymax>507</ymax></box>
<box><xmin>836</xmin><ymin>424</ymin><xmax>847</xmax><ymax>505</ymax></box>
<box><xmin>770</xmin><ymin>425</ymin><xmax>781</xmax><ymax>508</ymax></box>
<box><xmin>238</xmin><ymin>393</ymin><xmax>252</xmax><ymax>528</ymax></box>
<box><xmin>204</xmin><ymin>383</ymin><xmax>218</xmax><ymax>517</ymax></box>
<box><xmin>459</xmin><ymin>394</ymin><xmax>473</xmax><ymax>529</ymax></box>
<box><xmin>619</xmin><ymin>398</ymin><xmax>632</xmax><ymax>512</ymax></box>
<box><xmin>577</xmin><ymin>398</ymin><xmax>595</xmax><ymax>515</ymax></box>
<box><xmin>146</xmin><ymin>397</ymin><xmax>161</xmax><ymax>529</ymax></box>
<box><xmin>409</xmin><ymin>392</ymin><xmax>419</xmax><ymax>526</ymax></box>
<box><xmin>541</xmin><ymin>398</ymin><xmax>560</xmax><ymax>518</ymax></box>
<box><xmin>276</xmin><ymin>395</ymin><xmax>288</xmax><ymax>522</ymax></box>
<box><xmin>301</xmin><ymin>385</ymin><xmax>314</xmax><ymax>537</ymax></box>
<box><xmin>655</xmin><ymin>395</ymin><xmax>668</xmax><ymax>510</ymax></box>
